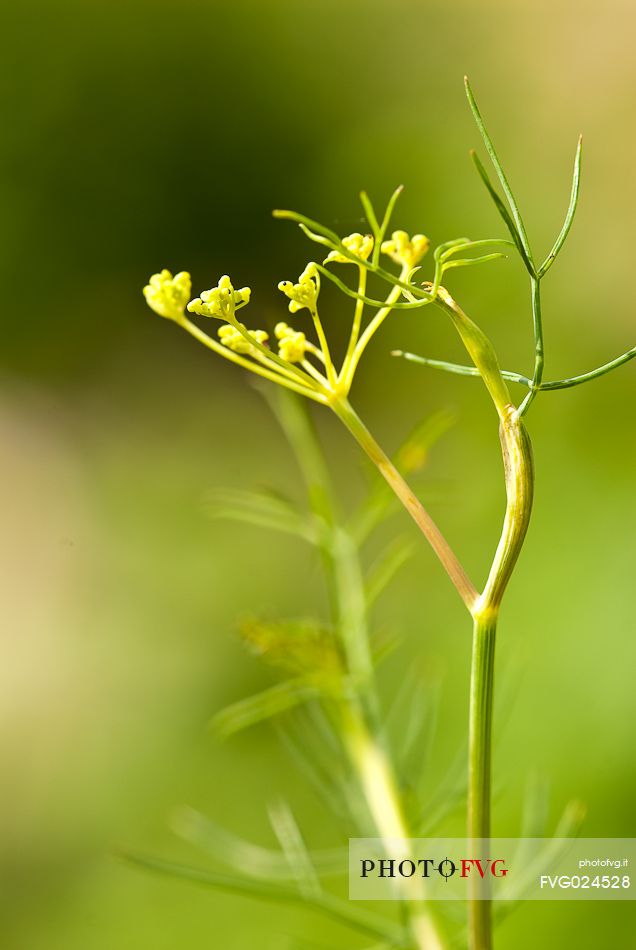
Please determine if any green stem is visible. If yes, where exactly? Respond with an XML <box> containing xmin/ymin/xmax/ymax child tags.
<box><xmin>339</xmin><ymin>264</ymin><xmax>367</xmax><ymax>383</ymax></box>
<box><xmin>332</xmin><ymin>397</ymin><xmax>478</xmax><ymax>612</ymax></box>
<box><xmin>467</xmin><ymin>610</ymin><xmax>497</xmax><ymax>950</ymax></box>
<box><xmin>518</xmin><ymin>276</ymin><xmax>544</xmax><ymax>416</ymax></box>
<box><xmin>270</xmin><ymin>392</ymin><xmax>446</xmax><ymax>948</ymax></box>
<box><xmin>310</xmin><ymin>305</ymin><xmax>338</xmax><ymax>387</ymax></box>
<box><xmin>341</xmin><ymin>702</ymin><xmax>447</xmax><ymax>950</ymax></box>
<box><xmin>345</xmin><ymin>280</ymin><xmax>406</xmax><ymax>389</ymax></box>
<box><xmin>467</xmin><ymin>409</ymin><xmax>533</xmax><ymax>950</ymax></box>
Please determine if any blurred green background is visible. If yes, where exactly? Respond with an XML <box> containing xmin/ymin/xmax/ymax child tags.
<box><xmin>1</xmin><ymin>0</ymin><xmax>635</xmax><ymax>947</ymax></box>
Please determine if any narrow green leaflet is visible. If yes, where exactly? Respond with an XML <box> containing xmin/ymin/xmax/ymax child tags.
<box><xmin>464</xmin><ymin>76</ymin><xmax>535</xmax><ymax>272</ymax></box>
<box><xmin>365</xmin><ymin>537</ymin><xmax>416</xmax><ymax>607</ymax></box>
<box><xmin>539</xmin><ymin>135</ymin><xmax>583</xmax><ymax>277</ymax></box>
<box><xmin>315</xmin><ymin>262</ymin><xmax>432</xmax><ymax>311</ymax></box>
<box><xmin>384</xmin><ymin>669</ymin><xmax>442</xmax><ymax>796</ymax></box>
<box><xmin>395</xmin><ymin>347</ymin><xmax>636</xmax><ymax>392</ymax></box>
<box><xmin>173</xmin><ymin>806</ymin><xmax>347</xmax><ymax>880</ymax></box>
<box><xmin>495</xmin><ymin>800</ymin><xmax>586</xmax><ymax>920</ymax></box>
<box><xmin>268</xmin><ymin>799</ymin><xmax>322</xmax><ymax>898</ymax></box>
<box><xmin>359</xmin><ymin>189</ymin><xmax>380</xmax><ymax>236</ymax></box>
<box><xmin>276</xmin><ymin>722</ymin><xmax>358</xmax><ymax>828</ymax></box>
<box><xmin>441</xmin><ymin>252</ymin><xmax>506</xmax><ymax>272</ymax></box>
<box><xmin>204</xmin><ymin>487</ymin><xmax>319</xmax><ymax>542</ymax></box>
<box><xmin>393</xmin><ymin>350</ymin><xmax>532</xmax><ymax>388</ymax></box>
<box><xmin>373</xmin><ymin>185</ymin><xmax>404</xmax><ymax>266</ymax></box>
<box><xmin>209</xmin><ymin>679</ymin><xmax>317</xmax><ymax>739</ymax></box>
<box><xmin>470</xmin><ymin>150</ymin><xmax>534</xmax><ymax>275</ymax></box>
<box><xmin>539</xmin><ymin>345</ymin><xmax>636</xmax><ymax>390</ymax></box>
<box><xmin>120</xmin><ymin>852</ymin><xmax>408</xmax><ymax>945</ymax></box>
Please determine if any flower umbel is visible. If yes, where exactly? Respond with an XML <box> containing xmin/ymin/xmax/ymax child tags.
<box><xmin>274</xmin><ymin>322</ymin><xmax>311</xmax><ymax>363</ymax></box>
<box><xmin>219</xmin><ymin>323</ymin><xmax>269</xmax><ymax>355</ymax></box>
<box><xmin>381</xmin><ymin>230</ymin><xmax>430</xmax><ymax>268</ymax></box>
<box><xmin>278</xmin><ymin>263</ymin><xmax>319</xmax><ymax>314</ymax></box>
<box><xmin>188</xmin><ymin>275</ymin><xmax>251</xmax><ymax>320</ymax></box>
<box><xmin>324</xmin><ymin>232</ymin><xmax>374</xmax><ymax>265</ymax></box>
<box><xmin>143</xmin><ymin>190</ymin><xmax>464</xmax><ymax>405</ymax></box>
<box><xmin>143</xmin><ymin>269</ymin><xmax>191</xmax><ymax>321</ymax></box>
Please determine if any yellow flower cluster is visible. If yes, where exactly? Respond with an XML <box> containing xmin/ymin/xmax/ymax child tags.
<box><xmin>278</xmin><ymin>263</ymin><xmax>319</xmax><ymax>314</ymax></box>
<box><xmin>143</xmin><ymin>270</ymin><xmax>191</xmax><ymax>321</ymax></box>
<box><xmin>218</xmin><ymin>323</ymin><xmax>269</xmax><ymax>356</ymax></box>
<box><xmin>324</xmin><ymin>232</ymin><xmax>374</xmax><ymax>265</ymax></box>
<box><xmin>381</xmin><ymin>230</ymin><xmax>430</xmax><ymax>268</ymax></box>
<box><xmin>274</xmin><ymin>322</ymin><xmax>309</xmax><ymax>363</ymax></box>
<box><xmin>188</xmin><ymin>275</ymin><xmax>251</xmax><ymax>320</ymax></box>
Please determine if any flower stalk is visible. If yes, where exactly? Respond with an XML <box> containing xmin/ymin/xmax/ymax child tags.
<box><xmin>331</xmin><ymin>396</ymin><xmax>479</xmax><ymax>613</ymax></box>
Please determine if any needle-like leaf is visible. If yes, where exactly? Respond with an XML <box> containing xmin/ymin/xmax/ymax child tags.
<box><xmin>365</xmin><ymin>537</ymin><xmax>416</xmax><ymax>607</ymax></box>
<box><xmin>393</xmin><ymin>350</ymin><xmax>532</xmax><ymax>388</ymax></box>
<box><xmin>438</xmin><ymin>237</ymin><xmax>514</xmax><ymax>263</ymax></box>
<box><xmin>120</xmin><ymin>851</ymin><xmax>408</xmax><ymax>945</ymax></box>
<box><xmin>359</xmin><ymin>190</ymin><xmax>380</xmax><ymax>235</ymax></box>
<box><xmin>539</xmin><ymin>345</ymin><xmax>636</xmax><ymax>389</ymax></box>
<box><xmin>374</xmin><ymin>185</ymin><xmax>404</xmax><ymax>265</ymax></box>
<box><xmin>209</xmin><ymin>680</ymin><xmax>317</xmax><ymax>739</ymax></box>
<box><xmin>494</xmin><ymin>799</ymin><xmax>586</xmax><ymax>920</ymax></box>
<box><xmin>315</xmin><ymin>263</ymin><xmax>432</xmax><ymax>310</ymax></box>
<box><xmin>470</xmin><ymin>151</ymin><xmax>534</xmax><ymax>275</ymax></box>
<box><xmin>268</xmin><ymin>800</ymin><xmax>322</xmax><ymax>898</ymax></box>
<box><xmin>173</xmin><ymin>806</ymin><xmax>346</xmax><ymax>880</ymax></box>
<box><xmin>204</xmin><ymin>487</ymin><xmax>319</xmax><ymax>543</ymax></box>
<box><xmin>539</xmin><ymin>135</ymin><xmax>583</xmax><ymax>277</ymax></box>
<box><xmin>441</xmin><ymin>252</ymin><xmax>507</xmax><ymax>271</ymax></box>
<box><xmin>465</xmin><ymin>76</ymin><xmax>535</xmax><ymax>274</ymax></box>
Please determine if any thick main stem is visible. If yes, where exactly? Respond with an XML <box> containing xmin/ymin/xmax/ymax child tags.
<box><xmin>467</xmin><ymin>610</ymin><xmax>498</xmax><ymax>950</ymax></box>
<box><xmin>466</xmin><ymin>409</ymin><xmax>533</xmax><ymax>950</ymax></box>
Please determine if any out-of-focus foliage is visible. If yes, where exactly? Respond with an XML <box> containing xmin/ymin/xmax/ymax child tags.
<box><xmin>1</xmin><ymin>1</ymin><xmax>635</xmax><ymax>948</ymax></box>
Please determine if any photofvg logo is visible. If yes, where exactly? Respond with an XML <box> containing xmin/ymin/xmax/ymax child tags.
<box><xmin>360</xmin><ymin>855</ymin><xmax>508</xmax><ymax>883</ymax></box>
<box><xmin>349</xmin><ymin>839</ymin><xmax>510</xmax><ymax>901</ymax></box>
<box><xmin>349</xmin><ymin>838</ymin><xmax>636</xmax><ymax>901</ymax></box>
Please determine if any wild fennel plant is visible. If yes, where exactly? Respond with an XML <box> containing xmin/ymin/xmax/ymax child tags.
<box><xmin>132</xmin><ymin>79</ymin><xmax>635</xmax><ymax>949</ymax></box>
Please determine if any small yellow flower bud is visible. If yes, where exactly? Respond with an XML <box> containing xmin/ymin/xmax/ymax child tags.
<box><xmin>188</xmin><ymin>275</ymin><xmax>252</xmax><ymax>320</ymax></box>
<box><xmin>278</xmin><ymin>263</ymin><xmax>319</xmax><ymax>314</ymax></box>
<box><xmin>274</xmin><ymin>322</ymin><xmax>291</xmax><ymax>338</ymax></box>
<box><xmin>324</xmin><ymin>232</ymin><xmax>374</xmax><ymax>265</ymax></box>
<box><xmin>218</xmin><ymin>323</ymin><xmax>269</xmax><ymax>355</ymax></box>
<box><xmin>274</xmin><ymin>322</ymin><xmax>309</xmax><ymax>363</ymax></box>
<box><xmin>143</xmin><ymin>269</ymin><xmax>191</xmax><ymax>320</ymax></box>
<box><xmin>381</xmin><ymin>230</ymin><xmax>430</xmax><ymax>268</ymax></box>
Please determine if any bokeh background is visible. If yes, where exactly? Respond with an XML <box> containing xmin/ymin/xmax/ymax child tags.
<box><xmin>2</xmin><ymin>1</ymin><xmax>635</xmax><ymax>947</ymax></box>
